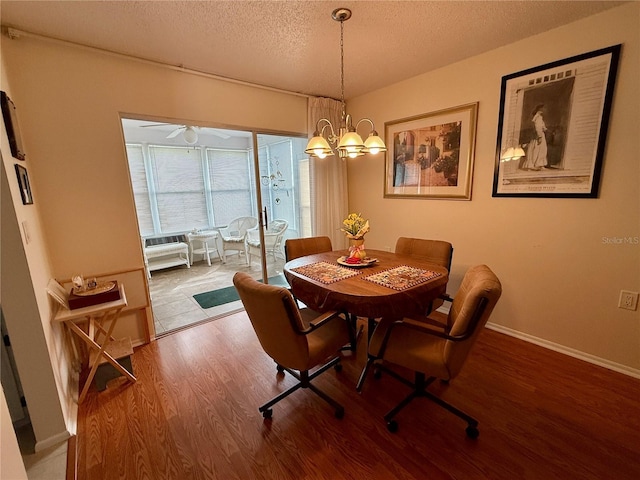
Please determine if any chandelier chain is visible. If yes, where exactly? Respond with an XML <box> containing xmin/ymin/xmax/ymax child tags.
<box><xmin>304</xmin><ymin>7</ymin><xmax>387</xmax><ymax>159</ymax></box>
<box><xmin>340</xmin><ymin>18</ymin><xmax>345</xmax><ymax>119</ymax></box>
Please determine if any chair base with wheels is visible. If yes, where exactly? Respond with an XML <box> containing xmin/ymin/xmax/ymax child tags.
<box><xmin>233</xmin><ymin>272</ymin><xmax>351</xmax><ymax>420</ymax></box>
<box><xmin>260</xmin><ymin>358</ymin><xmax>345</xmax><ymax>419</ymax></box>
<box><xmin>374</xmin><ymin>367</ymin><xmax>479</xmax><ymax>438</ymax></box>
<box><xmin>361</xmin><ymin>265</ymin><xmax>502</xmax><ymax>438</ymax></box>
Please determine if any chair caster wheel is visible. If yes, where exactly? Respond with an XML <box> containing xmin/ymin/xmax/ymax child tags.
<box><xmin>373</xmin><ymin>368</ymin><xmax>382</xmax><ymax>379</ymax></box>
<box><xmin>262</xmin><ymin>409</ymin><xmax>273</xmax><ymax>419</ymax></box>
<box><xmin>465</xmin><ymin>425</ymin><xmax>479</xmax><ymax>439</ymax></box>
<box><xmin>387</xmin><ymin>420</ymin><xmax>398</xmax><ymax>433</ymax></box>
<box><xmin>334</xmin><ymin>363</ymin><xmax>342</xmax><ymax>372</ymax></box>
<box><xmin>276</xmin><ymin>364</ymin><xmax>285</xmax><ymax>373</ymax></box>
<box><xmin>335</xmin><ymin>407</ymin><xmax>345</xmax><ymax>419</ymax></box>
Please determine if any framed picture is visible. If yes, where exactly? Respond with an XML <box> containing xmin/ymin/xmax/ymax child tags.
<box><xmin>14</xmin><ymin>164</ymin><xmax>33</xmax><ymax>205</ymax></box>
<box><xmin>384</xmin><ymin>102</ymin><xmax>478</xmax><ymax>200</ymax></box>
<box><xmin>493</xmin><ymin>44</ymin><xmax>621</xmax><ymax>198</ymax></box>
<box><xmin>1</xmin><ymin>91</ymin><xmax>26</xmax><ymax>161</ymax></box>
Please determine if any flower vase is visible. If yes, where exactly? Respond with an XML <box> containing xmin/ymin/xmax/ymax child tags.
<box><xmin>348</xmin><ymin>238</ymin><xmax>366</xmax><ymax>260</ymax></box>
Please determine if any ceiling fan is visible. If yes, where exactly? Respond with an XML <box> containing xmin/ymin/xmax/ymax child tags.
<box><xmin>140</xmin><ymin>123</ymin><xmax>231</xmax><ymax>144</ymax></box>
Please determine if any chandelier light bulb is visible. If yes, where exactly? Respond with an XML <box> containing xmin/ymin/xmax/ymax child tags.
<box><xmin>304</xmin><ymin>8</ymin><xmax>387</xmax><ymax>160</ymax></box>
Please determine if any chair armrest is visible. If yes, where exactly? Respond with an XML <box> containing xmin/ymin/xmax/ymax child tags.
<box><xmin>439</xmin><ymin>293</ymin><xmax>454</xmax><ymax>304</ymax></box>
<box><xmin>303</xmin><ymin>310</ymin><xmax>345</xmax><ymax>333</ymax></box>
<box><xmin>377</xmin><ymin>296</ymin><xmax>490</xmax><ymax>357</ymax></box>
<box><xmin>246</xmin><ymin>228</ymin><xmax>260</xmax><ymax>244</ymax></box>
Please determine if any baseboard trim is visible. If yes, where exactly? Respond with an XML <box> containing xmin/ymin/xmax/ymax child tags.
<box><xmin>35</xmin><ymin>429</ymin><xmax>71</xmax><ymax>452</ymax></box>
<box><xmin>486</xmin><ymin>322</ymin><xmax>640</xmax><ymax>379</ymax></box>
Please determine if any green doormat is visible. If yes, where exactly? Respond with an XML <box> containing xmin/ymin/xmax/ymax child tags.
<box><xmin>193</xmin><ymin>274</ymin><xmax>289</xmax><ymax>309</ymax></box>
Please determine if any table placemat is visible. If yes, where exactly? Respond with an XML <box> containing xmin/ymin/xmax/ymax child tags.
<box><xmin>363</xmin><ymin>265</ymin><xmax>442</xmax><ymax>291</ymax></box>
<box><xmin>292</xmin><ymin>262</ymin><xmax>361</xmax><ymax>284</ymax></box>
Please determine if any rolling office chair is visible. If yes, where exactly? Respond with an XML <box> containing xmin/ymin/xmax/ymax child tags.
<box><xmin>395</xmin><ymin>237</ymin><xmax>454</xmax><ymax>314</ymax></box>
<box><xmin>355</xmin><ymin>236</ymin><xmax>455</xmax><ymax>350</ymax></box>
<box><xmin>284</xmin><ymin>236</ymin><xmax>361</xmax><ymax>351</ymax></box>
<box><xmin>233</xmin><ymin>272</ymin><xmax>352</xmax><ymax>419</ymax></box>
<box><xmin>284</xmin><ymin>236</ymin><xmax>333</xmax><ymax>261</ymax></box>
<box><xmin>362</xmin><ymin>265</ymin><xmax>502</xmax><ymax>437</ymax></box>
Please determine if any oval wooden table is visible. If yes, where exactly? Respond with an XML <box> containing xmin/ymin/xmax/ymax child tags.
<box><xmin>285</xmin><ymin>249</ymin><xmax>449</xmax><ymax>390</ymax></box>
<box><xmin>284</xmin><ymin>249</ymin><xmax>449</xmax><ymax>321</ymax></box>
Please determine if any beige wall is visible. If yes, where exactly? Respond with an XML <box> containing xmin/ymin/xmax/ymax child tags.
<box><xmin>1</xmin><ymin>52</ymin><xmax>71</xmax><ymax>450</ymax></box>
<box><xmin>1</xmin><ymin>35</ymin><xmax>307</xmax><ymax>342</ymax></box>
<box><xmin>348</xmin><ymin>3</ymin><xmax>640</xmax><ymax>373</ymax></box>
<box><xmin>0</xmin><ymin>33</ymin><xmax>307</xmax><ymax>451</ymax></box>
<box><xmin>1</xmin><ymin>387</ymin><xmax>27</xmax><ymax>480</ymax></box>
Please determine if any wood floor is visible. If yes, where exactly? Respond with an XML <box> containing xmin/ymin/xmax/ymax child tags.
<box><xmin>77</xmin><ymin>313</ymin><xmax>640</xmax><ymax>480</ymax></box>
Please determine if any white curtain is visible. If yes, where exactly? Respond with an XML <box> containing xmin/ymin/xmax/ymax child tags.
<box><xmin>308</xmin><ymin>97</ymin><xmax>348</xmax><ymax>249</ymax></box>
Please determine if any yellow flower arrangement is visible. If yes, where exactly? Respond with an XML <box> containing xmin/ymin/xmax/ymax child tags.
<box><xmin>341</xmin><ymin>213</ymin><xmax>370</xmax><ymax>239</ymax></box>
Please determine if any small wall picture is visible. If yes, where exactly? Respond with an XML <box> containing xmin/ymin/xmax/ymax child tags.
<box><xmin>15</xmin><ymin>164</ymin><xmax>33</xmax><ymax>205</ymax></box>
<box><xmin>1</xmin><ymin>91</ymin><xmax>26</xmax><ymax>161</ymax></box>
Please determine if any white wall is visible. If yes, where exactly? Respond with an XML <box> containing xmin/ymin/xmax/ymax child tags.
<box><xmin>347</xmin><ymin>3</ymin><xmax>640</xmax><ymax>373</ymax></box>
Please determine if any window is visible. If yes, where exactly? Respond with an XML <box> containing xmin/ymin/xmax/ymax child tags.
<box><xmin>207</xmin><ymin>149</ymin><xmax>254</xmax><ymax>225</ymax></box>
<box><xmin>149</xmin><ymin>146</ymin><xmax>208</xmax><ymax>233</ymax></box>
<box><xmin>125</xmin><ymin>134</ymin><xmax>309</xmax><ymax>238</ymax></box>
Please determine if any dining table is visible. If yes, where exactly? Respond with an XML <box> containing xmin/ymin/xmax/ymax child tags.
<box><xmin>284</xmin><ymin>248</ymin><xmax>449</xmax><ymax>328</ymax></box>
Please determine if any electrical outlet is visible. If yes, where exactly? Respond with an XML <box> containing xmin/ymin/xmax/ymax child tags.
<box><xmin>618</xmin><ymin>290</ymin><xmax>639</xmax><ymax>311</ymax></box>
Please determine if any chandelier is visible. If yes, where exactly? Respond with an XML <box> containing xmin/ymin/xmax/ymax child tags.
<box><xmin>305</xmin><ymin>8</ymin><xmax>387</xmax><ymax>159</ymax></box>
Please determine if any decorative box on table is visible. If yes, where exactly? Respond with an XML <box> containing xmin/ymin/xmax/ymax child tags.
<box><xmin>68</xmin><ymin>281</ymin><xmax>121</xmax><ymax>310</ymax></box>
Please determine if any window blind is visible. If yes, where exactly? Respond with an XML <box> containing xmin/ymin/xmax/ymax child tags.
<box><xmin>149</xmin><ymin>146</ymin><xmax>208</xmax><ymax>233</ymax></box>
<box><xmin>125</xmin><ymin>144</ymin><xmax>154</xmax><ymax>236</ymax></box>
<box><xmin>207</xmin><ymin>149</ymin><xmax>254</xmax><ymax>226</ymax></box>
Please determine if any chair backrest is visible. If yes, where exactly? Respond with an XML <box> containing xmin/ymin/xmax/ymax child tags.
<box><xmin>395</xmin><ymin>237</ymin><xmax>453</xmax><ymax>271</ymax></box>
<box><xmin>268</xmin><ymin>219</ymin><xmax>288</xmax><ymax>235</ymax></box>
<box><xmin>285</xmin><ymin>236</ymin><xmax>333</xmax><ymax>261</ymax></box>
<box><xmin>444</xmin><ymin>265</ymin><xmax>502</xmax><ymax>378</ymax></box>
<box><xmin>224</xmin><ymin>216</ymin><xmax>258</xmax><ymax>238</ymax></box>
<box><xmin>233</xmin><ymin>272</ymin><xmax>311</xmax><ymax>370</ymax></box>
<box><xmin>246</xmin><ymin>220</ymin><xmax>289</xmax><ymax>248</ymax></box>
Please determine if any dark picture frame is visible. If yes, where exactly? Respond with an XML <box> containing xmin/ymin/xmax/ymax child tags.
<box><xmin>15</xmin><ymin>164</ymin><xmax>33</xmax><ymax>205</ymax></box>
<box><xmin>493</xmin><ymin>44</ymin><xmax>621</xmax><ymax>198</ymax></box>
<box><xmin>384</xmin><ymin>103</ymin><xmax>478</xmax><ymax>200</ymax></box>
<box><xmin>1</xmin><ymin>91</ymin><xmax>26</xmax><ymax>161</ymax></box>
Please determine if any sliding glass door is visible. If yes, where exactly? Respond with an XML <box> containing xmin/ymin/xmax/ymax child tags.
<box><xmin>122</xmin><ymin>118</ymin><xmax>310</xmax><ymax>335</ymax></box>
<box><xmin>252</xmin><ymin>133</ymin><xmax>310</xmax><ymax>282</ymax></box>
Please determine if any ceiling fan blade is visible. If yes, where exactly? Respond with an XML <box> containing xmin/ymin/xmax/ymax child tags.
<box><xmin>166</xmin><ymin>127</ymin><xmax>186</xmax><ymax>139</ymax></box>
<box><xmin>210</xmin><ymin>129</ymin><xmax>231</xmax><ymax>139</ymax></box>
<box><xmin>140</xmin><ymin>122</ymin><xmax>175</xmax><ymax>128</ymax></box>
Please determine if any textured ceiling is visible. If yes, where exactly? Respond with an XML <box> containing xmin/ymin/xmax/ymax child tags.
<box><xmin>0</xmin><ymin>1</ymin><xmax>626</xmax><ymax>99</ymax></box>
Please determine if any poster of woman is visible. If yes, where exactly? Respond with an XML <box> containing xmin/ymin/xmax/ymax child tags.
<box><xmin>493</xmin><ymin>44</ymin><xmax>620</xmax><ymax>198</ymax></box>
